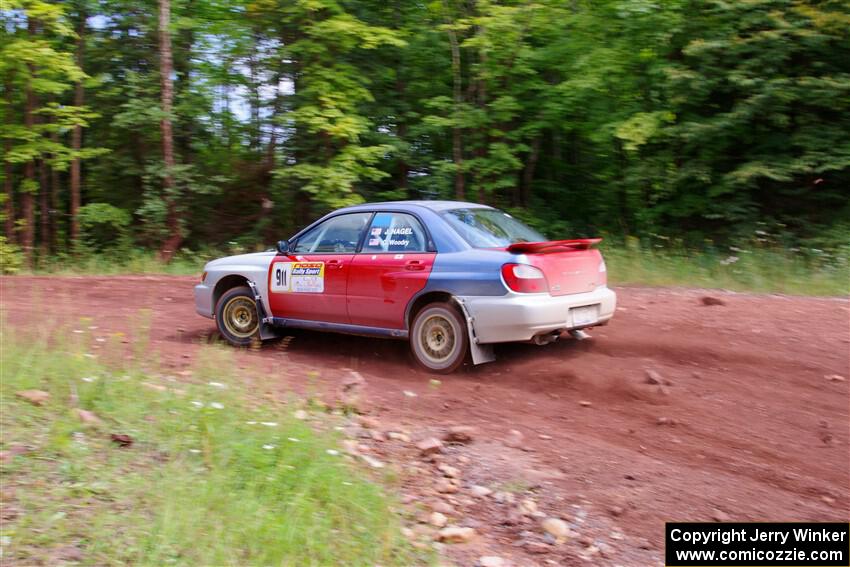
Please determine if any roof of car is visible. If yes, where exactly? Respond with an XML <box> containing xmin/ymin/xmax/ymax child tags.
<box><xmin>338</xmin><ymin>200</ymin><xmax>493</xmax><ymax>213</ymax></box>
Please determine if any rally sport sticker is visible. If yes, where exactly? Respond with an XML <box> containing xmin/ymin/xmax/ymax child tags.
<box><xmin>271</xmin><ymin>262</ymin><xmax>324</xmax><ymax>293</ymax></box>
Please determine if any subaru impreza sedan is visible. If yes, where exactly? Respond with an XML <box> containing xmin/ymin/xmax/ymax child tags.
<box><xmin>194</xmin><ymin>201</ymin><xmax>616</xmax><ymax>373</ymax></box>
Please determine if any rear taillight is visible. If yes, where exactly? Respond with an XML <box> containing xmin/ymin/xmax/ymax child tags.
<box><xmin>201</xmin><ymin>271</ymin><xmax>207</xmax><ymax>283</ymax></box>
<box><xmin>501</xmin><ymin>263</ymin><xmax>548</xmax><ymax>293</ymax></box>
<box><xmin>598</xmin><ymin>257</ymin><xmax>607</xmax><ymax>286</ymax></box>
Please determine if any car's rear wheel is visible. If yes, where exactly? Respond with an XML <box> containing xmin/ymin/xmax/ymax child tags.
<box><xmin>216</xmin><ymin>286</ymin><xmax>259</xmax><ymax>346</ymax></box>
<box><xmin>410</xmin><ymin>302</ymin><xmax>468</xmax><ymax>373</ymax></box>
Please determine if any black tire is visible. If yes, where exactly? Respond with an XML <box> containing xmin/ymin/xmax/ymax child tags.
<box><xmin>215</xmin><ymin>286</ymin><xmax>260</xmax><ymax>346</ymax></box>
<box><xmin>410</xmin><ymin>302</ymin><xmax>469</xmax><ymax>374</ymax></box>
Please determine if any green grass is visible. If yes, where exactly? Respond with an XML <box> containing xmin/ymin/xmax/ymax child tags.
<box><xmin>0</xmin><ymin>326</ymin><xmax>422</xmax><ymax>566</ymax></box>
<box><xmin>603</xmin><ymin>241</ymin><xmax>849</xmax><ymax>296</ymax></box>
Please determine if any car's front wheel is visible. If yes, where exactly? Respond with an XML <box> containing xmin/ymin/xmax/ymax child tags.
<box><xmin>410</xmin><ymin>302</ymin><xmax>469</xmax><ymax>373</ymax></box>
<box><xmin>215</xmin><ymin>285</ymin><xmax>259</xmax><ymax>346</ymax></box>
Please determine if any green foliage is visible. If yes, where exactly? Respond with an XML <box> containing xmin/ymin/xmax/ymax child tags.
<box><xmin>2</xmin><ymin>0</ymin><xmax>847</xmax><ymax>273</ymax></box>
<box><xmin>0</xmin><ymin>327</ymin><xmax>422</xmax><ymax>565</ymax></box>
<box><xmin>0</xmin><ymin>236</ymin><xmax>24</xmax><ymax>274</ymax></box>
<box><xmin>77</xmin><ymin>202</ymin><xmax>131</xmax><ymax>252</ymax></box>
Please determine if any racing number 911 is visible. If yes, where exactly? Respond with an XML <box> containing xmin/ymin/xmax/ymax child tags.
<box><xmin>194</xmin><ymin>200</ymin><xmax>616</xmax><ymax>373</ymax></box>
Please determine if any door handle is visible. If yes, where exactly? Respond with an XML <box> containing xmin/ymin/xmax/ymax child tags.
<box><xmin>326</xmin><ymin>260</ymin><xmax>344</xmax><ymax>269</ymax></box>
<box><xmin>405</xmin><ymin>260</ymin><xmax>425</xmax><ymax>271</ymax></box>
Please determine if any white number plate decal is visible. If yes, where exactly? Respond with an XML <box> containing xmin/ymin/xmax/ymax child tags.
<box><xmin>271</xmin><ymin>262</ymin><xmax>324</xmax><ymax>293</ymax></box>
<box><xmin>570</xmin><ymin>305</ymin><xmax>599</xmax><ymax>327</ymax></box>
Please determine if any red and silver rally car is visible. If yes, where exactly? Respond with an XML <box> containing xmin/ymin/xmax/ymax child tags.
<box><xmin>195</xmin><ymin>201</ymin><xmax>616</xmax><ymax>372</ymax></box>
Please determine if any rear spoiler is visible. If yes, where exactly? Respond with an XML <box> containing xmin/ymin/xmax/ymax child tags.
<box><xmin>507</xmin><ymin>238</ymin><xmax>602</xmax><ymax>254</ymax></box>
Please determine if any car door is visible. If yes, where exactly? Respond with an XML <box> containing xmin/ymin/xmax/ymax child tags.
<box><xmin>347</xmin><ymin>211</ymin><xmax>436</xmax><ymax>329</ymax></box>
<box><xmin>268</xmin><ymin>212</ymin><xmax>371</xmax><ymax>324</ymax></box>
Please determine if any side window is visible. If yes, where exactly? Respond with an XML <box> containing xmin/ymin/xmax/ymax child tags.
<box><xmin>293</xmin><ymin>213</ymin><xmax>371</xmax><ymax>254</ymax></box>
<box><xmin>361</xmin><ymin>212</ymin><xmax>428</xmax><ymax>253</ymax></box>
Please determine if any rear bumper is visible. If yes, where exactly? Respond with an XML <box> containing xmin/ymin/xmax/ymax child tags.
<box><xmin>458</xmin><ymin>286</ymin><xmax>616</xmax><ymax>344</ymax></box>
<box><xmin>194</xmin><ymin>283</ymin><xmax>214</xmax><ymax>319</ymax></box>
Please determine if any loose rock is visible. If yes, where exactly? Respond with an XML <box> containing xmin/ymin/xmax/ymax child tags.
<box><xmin>360</xmin><ymin>455</ymin><xmax>385</xmax><ymax>469</ymax></box>
<box><xmin>479</xmin><ymin>556</ymin><xmax>506</xmax><ymax>567</ymax></box>
<box><xmin>110</xmin><ymin>433</ymin><xmax>133</xmax><ymax>447</ymax></box>
<box><xmin>579</xmin><ymin>400</ymin><xmax>592</xmax><ymax>407</ymax></box>
<box><xmin>517</xmin><ymin>498</ymin><xmax>538</xmax><ymax>515</ymax></box>
<box><xmin>541</xmin><ymin>517</ymin><xmax>569</xmax><ymax>541</ymax></box>
<box><xmin>825</xmin><ymin>374</ymin><xmax>846</xmax><ymax>382</ymax></box>
<box><xmin>293</xmin><ymin>409</ymin><xmax>308</xmax><ymax>420</ymax></box>
<box><xmin>470</xmin><ymin>485</ymin><xmax>492</xmax><ymax>498</ymax></box>
<box><xmin>701</xmin><ymin>296</ymin><xmax>726</xmax><ymax>306</ymax></box>
<box><xmin>493</xmin><ymin>491</ymin><xmax>516</xmax><ymax>504</ymax></box>
<box><xmin>437</xmin><ymin>526</ymin><xmax>476</xmax><ymax>543</ymax></box>
<box><xmin>431</xmin><ymin>500</ymin><xmax>456</xmax><ymax>515</ymax></box>
<box><xmin>444</xmin><ymin>425</ymin><xmax>476</xmax><ymax>444</ymax></box>
<box><xmin>505</xmin><ymin>429</ymin><xmax>525</xmax><ymax>448</ymax></box>
<box><xmin>417</xmin><ymin>437</ymin><xmax>444</xmax><ymax>456</ymax></box>
<box><xmin>644</xmin><ymin>369</ymin><xmax>663</xmax><ymax>385</ymax></box>
<box><xmin>429</xmin><ymin>511</ymin><xmax>448</xmax><ymax>528</ymax></box>
<box><xmin>16</xmin><ymin>390</ymin><xmax>49</xmax><ymax>406</ymax></box>
<box><xmin>435</xmin><ymin>478</ymin><xmax>460</xmax><ymax>494</ymax></box>
<box><xmin>341</xmin><ymin>371</ymin><xmax>366</xmax><ymax>390</ymax></box>
<box><xmin>357</xmin><ymin>415</ymin><xmax>381</xmax><ymax>429</ymax></box>
<box><xmin>387</xmin><ymin>431</ymin><xmax>411</xmax><ymax>442</ymax></box>
<box><xmin>712</xmin><ymin>509</ymin><xmax>730</xmax><ymax>522</ymax></box>
<box><xmin>75</xmin><ymin>409</ymin><xmax>103</xmax><ymax>425</ymax></box>
<box><xmin>438</xmin><ymin>463</ymin><xmax>461</xmax><ymax>478</ymax></box>
<box><xmin>341</xmin><ymin>439</ymin><xmax>360</xmax><ymax>455</ymax></box>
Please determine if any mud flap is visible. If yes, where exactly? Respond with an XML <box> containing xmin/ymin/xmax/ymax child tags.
<box><xmin>453</xmin><ymin>298</ymin><xmax>495</xmax><ymax>365</ymax></box>
<box><xmin>245</xmin><ymin>279</ymin><xmax>282</xmax><ymax>341</ymax></box>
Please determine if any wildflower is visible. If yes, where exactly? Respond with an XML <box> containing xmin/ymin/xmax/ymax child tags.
<box><xmin>287</xmin><ymin>437</ymin><xmax>300</xmax><ymax>443</ymax></box>
<box><xmin>720</xmin><ymin>256</ymin><xmax>739</xmax><ymax>266</ymax></box>
<box><xmin>191</xmin><ymin>401</ymin><xmax>204</xmax><ymax>408</ymax></box>
<box><xmin>262</xmin><ymin>444</ymin><xmax>276</xmax><ymax>450</ymax></box>
<box><xmin>189</xmin><ymin>449</ymin><xmax>201</xmax><ymax>454</ymax></box>
<box><xmin>326</xmin><ymin>449</ymin><xmax>340</xmax><ymax>456</ymax></box>
<box><xmin>261</xmin><ymin>421</ymin><xmax>278</xmax><ymax>427</ymax></box>
<box><xmin>209</xmin><ymin>402</ymin><xmax>224</xmax><ymax>409</ymax></box>
<box><xmin>207</xmin><ymin>382</ymin><xmax>227</xmax><ymax>389</ymax></box>
<box><xmin>81</xmin><ymin>376</ymin><xmax>98</xmax><ymax>383</ymax></box>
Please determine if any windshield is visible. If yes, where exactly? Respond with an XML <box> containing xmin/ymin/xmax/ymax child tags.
<box><xmin>443</xmin><ymin>208</ymin><xmax>546</xmax><ymax>248</ymax></box>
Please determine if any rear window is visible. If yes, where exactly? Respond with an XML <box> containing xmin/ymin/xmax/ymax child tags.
<box><xmin>443</xmin><ymin>208</ymin><xmax>545</xmax><ymax>248</ymax></box>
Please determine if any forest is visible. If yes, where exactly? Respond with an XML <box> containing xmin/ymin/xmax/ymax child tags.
<box><xmin>1</xmin><ymin>0</ymin><xmax>849</xmax><ymax>269</ymax></box>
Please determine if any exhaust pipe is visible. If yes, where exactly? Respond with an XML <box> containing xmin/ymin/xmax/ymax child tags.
<box><xmin>532</xmin><ymin>331</ymin><xmax>561</xmax><ymax>346</ymax></box>
<box><xmin>569</xmin><ymin>329</ymin><xmax>591</xmax><ymax>341</ymax></box>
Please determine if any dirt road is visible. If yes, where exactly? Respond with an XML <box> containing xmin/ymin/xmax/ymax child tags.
<box><xmin>2</xmin><ymin>276</ymin><xmax>848</xmax><ymax>565</ymax></box>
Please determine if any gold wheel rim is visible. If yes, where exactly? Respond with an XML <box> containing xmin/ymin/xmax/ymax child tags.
<box><xmin>222</xmin><ymin>296</ymin><xmax>258</xmax><ymax>339</ymax></box>
<box><xmin>419</xmin><ymin>314</ymin><xmax>456</xmax><ymax>364</ymax></box>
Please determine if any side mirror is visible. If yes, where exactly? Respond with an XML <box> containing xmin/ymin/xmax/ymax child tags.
<box><xmin>276</xmin><ymin>240</ymin><xmax>290</xmax><ymax>254</ymax></box>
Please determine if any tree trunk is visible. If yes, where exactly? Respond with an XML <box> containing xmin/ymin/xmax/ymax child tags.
<box><xmin>70</xmin><ymin>3</ymin><xmax>85</xmax><ymax>247</ymax></box>
<box><xmin>38</xmin><ymin>156</ymin><xmax>49</xmax><ymax>258</ymax></box>
<box><xmin>447</xmin><ymin>28</ymin><xmax>464</xmax><ymax>200</ymax></box>
<box><xmin>3</xmin><ymin>78</ymin><xmax>13</xmax><ymax>243</ymax></box>
<box><xmin>21</xmin><ymin>17</ymin><xmax>38</xmax><ymax>268</ymax></box>
<box><xmin>50</xmin><ymin>130</ymin><xmax>60</xmax><ymax>250</ymax></box>
<box><xmin>157</xmin><ymin>0</ymin><xmax>181</xmax><ymax>262</ymax></box>
<box><xmin>249</xmin><ymin>30</ymin><xmax>261</xmax><ymax>151</ymax></box>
